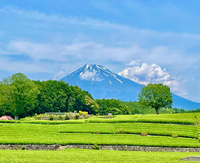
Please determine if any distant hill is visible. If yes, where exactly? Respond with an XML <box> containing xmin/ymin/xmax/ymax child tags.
<box><xmin>59</xmin><ymin>64</ymin><xmax>200</xmax><ymax>110</ymax></box>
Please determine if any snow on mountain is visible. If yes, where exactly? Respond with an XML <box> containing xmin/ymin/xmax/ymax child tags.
<box><xmin>60</xmin><ymin>64</ymin><xmax>126</xmax><ymax>86</ymax></box>
<box><xmin>59</xmin><ymin>64</ymin><xmax>200</xmax><ymax>110</ymax></box>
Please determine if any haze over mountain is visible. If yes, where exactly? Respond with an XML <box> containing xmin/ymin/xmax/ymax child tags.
<box><xmin>59</xmin><ymin>64</ymin><xmax>200</xmax><ymax>110</ymax></box>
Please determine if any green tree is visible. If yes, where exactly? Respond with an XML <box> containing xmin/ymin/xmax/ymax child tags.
<box><xmin>11</xmin><ymin>73</ymin><xmax>40</xmax><ymax>119</ymax></box>
<box><xmin>122</xmin><ymin>101</ymin><xmax>155</xmax><ymax>114</ymax></box>
<box><xmin>95</xmin><ymin>99</ymin><xmax>130</xmax><ymax>115</ymax></box>
<box><xmin>85</xmin><ymin>95</ymin><xmax>99</xmax><ymax>114</ymax></box>
<box><xmin>0</xmin><ymin>73</ymin><xmax>40</xmax><ymax>119</ymax></box>
<box><xmin>33</xmin><ymin>80</ymin><xmax>95</xmax><ymax>114</ymax></box>
<box><xmin>138</xmin><ymin>83</ymin><xmax>173</xmax><ymax>115</ymax></box>
<box><xmin>33</xmin><ymin>80</ymin><xmax>69</xmax><ymax>113</ymax></box>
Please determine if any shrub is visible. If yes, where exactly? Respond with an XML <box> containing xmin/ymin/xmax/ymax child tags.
<box><xmin>65</xmin><ymin>114</ymin><xmax>69</xmax><ymax>120</ymax></box>
<box><xmin>172</xmin><ymin>134</ymin><xmax>178</xmax><ymax>138</ymax></box>
<box><xmin>117</xmin><ymin>129</ymin><xmax>124</xmax><ymax>134</ymax></box>
<box><xmin>53</xmin><ymin>115</ymin><xmax>58</xmax><ymax>120</ymax></box>
<box><xmin>58</xmin><ymin>115</ymin><xmax>63</xmax><ymax>120</ymax></box>
<box><xmin>35</xmin><ymin>116</ymin><xmax>41</xmax><ymax>120</ymax></box>
<box><xmin>75</xmin><ymin>114</ymin><xmax>80</xmax><ymax>119</ymax></box>
<box><xmin>21</xmin><ymin>146</ymin><xmax>26</xmax><ymax>150</ymax></box>
<box><xmin>92</xmin><ymin>144</ymin><xmax>99</xmax><ymax>150</ymax></box>
<box><xmin>94</xmin><ymin>131</ymin><xmax>100</xmax><ymax>134</ymax></box>
<box><xmin>141</xmin><ymin>131</ymin><xmax>147</xmax><ymax>136</ymax></box>
<box><xmin>20</xmin><ymin>117</ymin><xmax>35</xmax><ymax>121</ymax></box>
<box><xmin>79</xmin><ymin>111</ymin><xmax>88</xmax><ymax>116</ymax></box>
<box><xmin>49</xmin><ymin>115</ymin><xmax>53</xmax><ymax>121</ymax></box>
<box><xmin>85</xmin><ymin>120</ymin><xmax>89</xmax><ymax>123</ymax></box>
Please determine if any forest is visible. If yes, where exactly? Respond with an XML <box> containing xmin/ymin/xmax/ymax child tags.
<box><xmin>0</xmin><ymin>73</ymin><xmax>188</xmax><ymax>119</ymax></box>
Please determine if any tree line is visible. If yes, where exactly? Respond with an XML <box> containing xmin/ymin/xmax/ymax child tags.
<box><xmin>0</xmin><ymin>73</ymin><xmax>190</xmax><ymax>119</ymax></box>
<box><xmin>0</xmin><ymin>73</ymin><xmax>132</xmax><ymax>119</ymax></box>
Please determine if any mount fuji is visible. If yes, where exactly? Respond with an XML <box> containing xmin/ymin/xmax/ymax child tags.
<box><xmin>59</xmin><ymin>64</ymin><xmax>200</xmax><ymax>110</ymax></box>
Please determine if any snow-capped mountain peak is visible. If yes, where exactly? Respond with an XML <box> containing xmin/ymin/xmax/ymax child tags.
<box><xmin>67</xmin><ymin>64</ymin><xmax>123</xmax><ymax>85</ymax></box>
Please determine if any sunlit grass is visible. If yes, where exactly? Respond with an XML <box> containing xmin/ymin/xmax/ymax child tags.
<box><xmin>0</xmin><ymin>123</ymin><xmax>199</xmax><ymax>147</ymax></box>
<box><xmin>0</xmin><ymin>149</ymin><xmax>200</xmax><ymax>163</ymax></box>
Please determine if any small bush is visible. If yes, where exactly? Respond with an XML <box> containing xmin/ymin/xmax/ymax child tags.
<box><xmin>20</xmin><ymin>117</ymin><xmax>35</xmax><ymax>121</ymax></box>
<box><xmin>172</xmin><ymin>134</ymin><xmax>178</xmax><ymax>138</ymax></box>
<box><xmin>35</xmin><ymin>116</ymin><xmax>41</xmax><ymax>120</ymax></box>
<box><xmin>92</xmin><ymin>144</ymin><xmax>99</xmax><ymax>150</ymax></box>
<box><xmin>94</xmin><ymin>131</ymin><xmax>100</xmax><ymax>134</ymax></box>
<box><xmin>117</xmin><ymin>129</ymin><xmax>124</xmax><ymax>134</ymax></box>
<box><xmin>49</xmin><ymin>115</ymin><xmax>53</xmax><ymax>121</ymax></box>
<box><xmin>65</xmin><ymin>114</ymin><xmax>69</xmax><ymax>120</ymax></box>
<box><xmin>85</xmin><ymin>120</ymin><xmax>89</xmax><ymax>123</ymax></box>
<box><xmin>79</xmin><ymin>111</ymin><xmax>88</xmax><ymax>116</ymax></box>
<box><xmin>68</xmin><ymin>112</ymin><xmax>75</xmax><ymax>119</ymax></box>
<box><xmin>75</xmin><ymin>114</ymin><xmax>80</xmax><ymax>119</ymax></box>
<box><xmin>58</xmin><ymin>115</ymin><xmax>63</xmax><ymax>120</ymax></box>
<box><xmin>21</xmin><ymin>146</ymin><xmax>26</xmax><ymax>150</ymax></box>
<box><xmin>53</xmin><ymin>115</ymin><xmax>58</xmax><ymax>120</ymax></box>
<box><xmin>141</xmin><ymin>131</ymin><xmax>147</xmax><ymax>136</ymax></box>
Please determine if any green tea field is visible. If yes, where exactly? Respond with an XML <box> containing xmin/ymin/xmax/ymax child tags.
<box><xmin>1</xmin><ymin>113</ymin><xmax>200</xmax><ymax>162</ymax></box>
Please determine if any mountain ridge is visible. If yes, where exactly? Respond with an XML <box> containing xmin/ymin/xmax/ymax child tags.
<box><xmin>59</xmin><ymin>64</ymin><xmax>200</xmax><ymax>110</ymax></box>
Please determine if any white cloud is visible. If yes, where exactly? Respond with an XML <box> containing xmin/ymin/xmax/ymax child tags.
<box><xmin>54</xmin><ymin>70</ymin><xmax>65</xmax><ymax>80</ymax></box>
<box><xmin>80</xmin><ymin>71</ymin><xmax>96</xmax><ymax>80</ymax></box>
<box><xmin>8</xmin><ymin>41</ymin><xmax>70</xmax><ymax>61</ymax></box>
<box><xmin>80</xmin><ymin>70</ymin><xmax>103</xmax><ymax>81</ymax></box>
<box><xmin>119</xmin><ymin>62</ymin><xmax>171</xmax><ymax>83</ymax></box>
<box><xmin>4</xmin><ymin>40</ymin><xmax>199</xmax><ymax>78</ymax></box>
<box><xmin>118</xmin><ymin>62</ymin><xmax>187</xmax><ymax>96</ymax></box>
<box><xmin>127</xmin><ymin>60</ymin><xmax>141</xmax><ymax>66</ymax></box>
<box><xmin>7</xmin><ymin>41</ymin><xmax>140</xmax><ymax>62</ymax></box>
<box><xmin>8</xmin><ymin>40</ymin><xmax>196</xmax><ymax>68</ymax></box>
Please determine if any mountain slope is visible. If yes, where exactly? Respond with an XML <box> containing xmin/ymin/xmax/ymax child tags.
<box><xmin>59</xmin><ymin>64</ymin><xmax>200</xmax><ymax>110</ymax></box>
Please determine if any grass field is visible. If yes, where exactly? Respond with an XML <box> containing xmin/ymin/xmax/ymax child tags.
<box><xmin>0</xmin><ymin>122</ymin><xmax>199</xmax><ymax>147</ymax></box>
<box><xmin>1</xmin><ymin>113</ymin><xmax>200</xmax><ymax>162</ymax></box>
<box><xmin>0</xmin><ymin>149</ymin><xmax>200</xmax><ymax>163</ymax></box>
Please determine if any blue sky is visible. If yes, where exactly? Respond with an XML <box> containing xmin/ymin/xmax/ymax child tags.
<box><xmin>0</xmin><ymin>0</ymin><xmax>200</xmax><ymax>102</ymax></box>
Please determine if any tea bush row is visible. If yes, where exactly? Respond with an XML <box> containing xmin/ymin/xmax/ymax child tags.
<box><xmin>88</xmin><ymin>119</ymin><xmax>195</xmax><ymax>125</ymax></box>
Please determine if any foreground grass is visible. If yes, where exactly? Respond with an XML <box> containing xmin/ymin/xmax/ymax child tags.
<box><xmin>0</xmin><ymin>149</ymin><xmax>200</xmax><ymax>163</ymax></box>
<box><xmin>0</xmin><ymin>123</ymin><xmax>199</xmax><ymax>147</ymax></box>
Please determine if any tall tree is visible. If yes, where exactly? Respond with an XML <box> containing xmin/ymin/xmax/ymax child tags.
<box><xmin>138</xmin><ymin>83</ymin><xmax>173</xmax><ymax>114</ymax></box>
<box><xmin>0</xmin><ymin>73</ymin><xmax>40</xmax><ymax>119</ymax></box>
